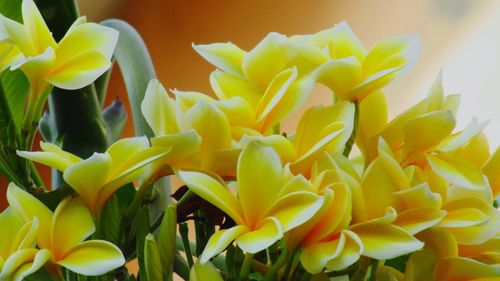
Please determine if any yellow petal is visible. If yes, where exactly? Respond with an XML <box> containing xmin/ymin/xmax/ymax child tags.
<box><xmin>311</xmin><ymin>22</ymin><xmax>366</xmax><ymax>61</ymax></box>
<box><xmin>439</xmin><ymin>118</ymin><xmax>488</xmax><ymax>152</ymax></box>
<box><xmin>44</xmin><ymin>50</ymin><xmax>111</xmax><ymax>90</ymax></box>
<box><xmin>6</xmin><ymin>183</ymin><xmax>53</xmax><ymax>249</ymax></box>
<box><xmin>193</xmin><ymin>42</ymin><xmax>246</xmax><ymax>77</ymax></box>
<box><xmin>393</xmin><ymin>208</ymin><xmax>446</xmax><ymax>235</ymax></box>
<box><xmin>316</xmin><ymin>57</ymin><xmax>362</xmax><ymax>101</ymax></box>
<box><xmin>0</xmin><ymin>42</ymin><xmax>23</xmax><ymax>71</ymax></box>
<box><xmin>262</xmin><ymin>191</ymin><xmax>323</xmax><ymax>232</ymax></box>
<box><xmin>0</xmin><ymin>209</ymin><xmax>22</xmax><ymax>257</ymax></box>
<box><xmin>357</xmin><ymin>91</ymin><xmax>388</xmax><ymax>162</ymax></box>
<box><xmin>239</xmin><ymin>135</ymin><xmax>297</xmax><ymax>164</ymax></box>
<box><xmin>141</xmin><ymin>79</ymin><xmax>179</xmax><ymax>136</ymax></box>
<box><xmin>11</xmin><ymin>218</ymin><xmax>38</xmax><ymax>252</ymax></box>
<box><xmin>151</xmin><ymin>130</ymin><xmax>202</xmax><ymax>165</ymax></box>
<box><xmin>14</xmin><ymin>47</ymin><xmax>55</xmax><ymax>82</ymax></box>
<box><xmin>174</xmin><ymin>90</ymin><xmax>215</xmax><ymax>112</ymax></box>
<box><xmin>426</xmin><ymin>152</ymin><xmax>487</xmax><ymax>190</ymax></box>
<box><xmin>404</xmin><ymin>250</ymin><xmax>437</xmax><ymax>281</ymax></box>
<box><xmin>0</xmin><ymin>248</ymin><xmax>52</xmax><ymax>281</ymax></box>
<box><xmin>210</xmin><ymin>70</ymin><xmax>261</xmax><ymax>107</ymax></box>
<box><xmin>416</xmin><ymin>228</ymin><xmax>458</xmax><ymax>258</ymax></box>
<box><xmin>63</xmin><ymin>153</ymin><xmax>112</xmax><ymax>213</ymax></box>
<box><xmin>393</xmin><ymin>183</ymin><xmax>442</xmax><ymax>210</ymax></box>
<box><xmin>0</xmin><ymin>15</ymin><xmax>33</xmax><ymax>55</ymax></box>
<box><xmin>51</xmin><ymin>197</ymin><xmax>95</xmax><ymax>259</ymax></box>
<box><xmin>17</xmin><ymin>142</ymin><xmax>81</xmax><ymax>172</ymax></box>
<box><xmin>190</xmin><ymin>261</ymin><xmax>224</xmax><ymax>281</ymax></box>
<box><xmin>215</xmin><ymin>97</ymin><xmax>255</xmax><ymax>127</ymax></box>
<box><xmin>200</xmin><ymin>226</ymin><xmax>248</xmax><ymax>263</ymax></box>
<box><xmin>483</xmin><ymin>146</ymin><xmax>500</xmax><ymax>197</ymax></box>
<box><xmin>237</xmin><ymin>142</ymin><xmax>282</xmax><ymax>227</ymax></box>
<box><xmin>350</xmin><ymin>222</ymin><xmax>424</xmax><ymax>259</ymax></box>
<box><xmin>235</xmin><ymin>217</ymin><xmax>283</xmax><ymax>254</ymax></box>
<box><xmin>178</xmin><ymin>171</ymin><xmax>244</xmax><ymax>225</ymax></box>
<box><xmin>325</xmin><ymin>230</ymin><xmax>363</xmax><ymax>272</ymax></box>
<box><xmin>57</xmin><ymin>240</ymin><xmax>125</xmax><ymax>275</ymax></box>
<box><xmin>451</xmin><ymin>132</ymin><xmax>490</xmax><ymax>168</ymax></box>
<box><xmin>21</xmin><ymin>0</ymin><xmax>56</xmax><ymax>51</ymax></box>
<box><xmin>55</xmin><ymin>22</ymin><xmax>118</xmax><ymax>63</ymax></box>
<box><xmin>439</xmin><ymin>208</ymin><xmax>488</xmax><ymax>228</ymax></box>
<box><xmin>300</xmin><ymin>236</ymin><xmax>345</xmax><ymax>274</ymax></box>
<box><xmin>242</xmin><ymin>32</ymin><xmax>287</xmax><ymax>90</ymax></box>
<box><xmin>437</xmin><ymin>257</ymin><xmax>500</xmax><ymax>280</ymax></box>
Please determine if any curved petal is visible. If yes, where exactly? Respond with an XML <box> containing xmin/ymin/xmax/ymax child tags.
<box><xmin>1</xmin><ymin>249</ymin><xmax>52</xmax><ymax>281</ymax></box>
<box><xmin>56</xmin><ymin>22</ymin><xmax>118</xmax><ymax>63</ymax></box>
<box><xmin>193</xmin><ymin>42</ymin><xmax>246</xmax><ymax>77</ymax></box>
<box><xmin>363</xmin><ymin>35</ymin><xmax>420</xmax><ymax>75</ymax></box>
<box><xmin>190</xmin><ymin>261</ymin><xmax>224</xmax><ymax>281</ymax></box>
<box><xmin>215</xmin><ymin>97</ymin><xmax>255</xmax><ymax>127</ymax></box>
<box><xmin>239</xmin><ymin>135</ymin><xmax>297</xmax><ymax>164</ymax></box>
<box><xmin>6</xmin><ymin>183</ymin><xmax>53</xmax><ymax>249</ymax></box>
<box><xmin>235</xmin><ymin>217</ymin><xmax>283</xmax><ymax>254</ymax></box>
<box><xmin>17</xmin><ymin>142</ymin><xmax>81</xmax><ymax>172</ymax></box>
<box><xmin>393</xmin><ymin>208</ymin><xmax>446</xmax><ymax>235</ymax></box>
<box><xmin>315</xmin><ymin>57</ymin><xmax>362</xmax><ymax>101</ymax></box>
<box><xmin>242</xmin><ymin>32</ymin><xmax>287</xmax><ymax>90</ymax></box>
<box><xmin>238</xmin><ymin>141</ymin><xmax>283</xmax><ymax>227</ymax></box>
<box><xmin>262</xmin><ymin>191</ymin><xmax>323</xmax><ymax>232</ymax></box>
<box><xmin>12</xmin><ymin>219</ymin><xmax>38</xmax><ymax>251</ymax></box>
<box><xmin>326</xmin><ymin>230</ymin><xmax>363</xmax><ymax>272</ymax></box>
<box><xmin>57</xmin><ymin>240</ymin><xmax>125</xmax><ymax>276</ymax></box>
<box><xmin>310</xmin><ymin>22</ymin><xmax>366</xmax><ymax>61</ymax></box>
<box><xmin>178</xmin><ymin>171</ymin><xmax>244</xmax><ymax>225</ymax></box>
<box><xmin>0</xmin><ymin>15</ymin><xmax>33</xmax><ymax>55</ymax></box>
<box><xmin>483</xmin><ymin>147</ymin><xmax>500</xmax><ymax>197</ymax></box>
<box><xmin>200</xmin><ymin>226</ymin><xmax>248</xmax><ymax>263</ymax></box>
<box><xmin>141</xmin><ymin>79</ymin><xmax>179</xmax><ymax>136</ymax></box>
<box><xmin>350</xmin><ymin>222</ymin><xmax>423</xmax><ymax>260</ymax></box>
<box><xmin>0</xmin><ymin>208</ymin><xmax>23</xmax><ymax>256</ymax></box>
<box><xmin>210</xmin><ymin>70</ymin><xmax>261</xmax><ymax>107</ymax></box>
<box><xmin>438</xmin><ymin>257</ymin><xmax>500</xmax><ymax>280</ymax></box>
<box><xmin>300</xmin><ymin>235</ymin><xmax>345</xmax><ymax>274</ymax></box>
<box><xmin>44</xmin><ymin>49</ymin><xmax>111</xmax><ymax>90</ymax></box>
<box><xmin>151</xmin><ymin>131</ymin><xmax>202</xmax><ymax>165</ymax></box>
<box><xmin>21</xmin><ymin>0</ymin><xmax>57</xmax><ymax>52</ymax></box>
<box><xmin>63</xmin><ymin>153</ymin><xmax>112</xmax><ymax>213</ymax></box>
<box><xmin>51</xmin><ymin>197</ymin><xmax>95</xmax><ymax>259</ymax></box>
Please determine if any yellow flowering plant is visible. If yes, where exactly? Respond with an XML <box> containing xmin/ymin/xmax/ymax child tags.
<box><xmin>0</xmin><ymin>0</ymin><xmax>498</xmax><ymax>281</ymax></box>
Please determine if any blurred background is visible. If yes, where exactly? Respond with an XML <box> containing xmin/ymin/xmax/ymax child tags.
<box><xmin>2</xmin><ymin>0</ymin><xmax>500</xmax><ymax>204</ymax></box>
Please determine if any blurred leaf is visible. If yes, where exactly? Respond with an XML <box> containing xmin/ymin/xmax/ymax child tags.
<box><xmin>0</xmin><ymin>0</ymin><xmax>23</xmax><ymax>22</ymax></box>
<box><xmin>24</xmin><ymin>268</ymin><xmax>53</xmax><ymax>281</ymax></box>
<box><xmin>95</xmin><ymin>65</ymin><xmax>114</xmax><ymax>107</ymax></box>
<box><xmin>101</xmin><ymin>19</ymin><xmax>156</xmax><ymax>137</ymax></box>
<box><xmin>385</xmin><ymin>254</ymin><xmax>410</xmax><ymax>273</ymax></box>
<box><xmin>137</xmin><ymin>206</ymin><xmax>151</xmax><ymax>281</ymax></box>
<box><xmin>35</xmin><ymin>186</ymin><xmax>75</xmax><ymax>211</ymax></box>
<box><xmin>102</xmin><ymin>99</ymin><xmax>127</xmax><ymax>142</ymax></box>
<box><xmin>158</xmin><ymin>205</ymin><xmax>177</xmax><ymax>280</ymax></box>
<box><xmin>99</xmin><ymin>194</ymin><xmax>121</xmax><ymax>244</ymax></box>
<box><xmin>145</xmin><ymin>234</ymin><xmax>164</xmax><ymax>281</ymax></box>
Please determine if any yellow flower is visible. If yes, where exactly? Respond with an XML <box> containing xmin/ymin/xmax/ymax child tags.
<box><xmin>0</xmin><ymin>0</ymin><xmax>118</xmax><ymax>92</ymax></box>
<box><xmin>17</xmin><ymin>137</ymin><xmax>167</xmax><ymax>214</ymax></box>
<box><xmin>194</xmin><ymin>33</ymin><xmax>318</xmax><ymax>134</ymax></box>
<box><xmin>189</xmin><ymin>261</ymin><xmax>224</xmax><ymax>281</ymax></box>
<box><xmin>240</xmin><ymin>101</ymin><xmax>355</xmax><ymax>177</ymax></box>
<box><xmin>7</xmin><ymin>183</ymin><xmax>125</xmax><ymax>275</ymax></box>
<box><xmin>0</xmin><ymin>208</ymin><xmax>51</xmax><ymax>281</ymax></box>
<box><xmin>179</xmin><ymin>142</ymin><xmax>323</xmax><ymax>262</ymax></box>
<box><xmin>311</xmin><ymin>21</ymin><xmax>420</xmax><ymax>102</ymax></box>
<box><xmin>141</xmin><ymin>79</ymin><xmax>241</xmax><ymax>176</ymax></box>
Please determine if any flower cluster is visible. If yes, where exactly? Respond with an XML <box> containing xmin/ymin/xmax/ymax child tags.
<box><xmin>0</xmin><ymin>0</ymin><xmax>499</xmax><ymax>280</ymax></box>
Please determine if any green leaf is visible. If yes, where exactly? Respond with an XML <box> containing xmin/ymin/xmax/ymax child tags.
<box><xmin>137</xmin><ymin>206</ymin><xmax>151</xmax><ymax>281</ymax></box>
<box><xmin>385</xmin><ymin>254</ymin><xmax>410</xmax><ymax>273</ymax></box>
<box><xmin>145</xmin><ymin>233</ymin><xmax>164</xmax><ymax>281</ymax></box>
<box><xmin>158</xmin><ymin>205</ymin><xmax>177</xmax><ymax>280</ymax></box>
<box><xmin>35</xmin><ymin>186</ymin><xmax>75</xmax><ymax>211</ymax></box>
<box><xmin>24</xmin><ymin>268</ymin><xmax>53</xmax><ymax>281</ymax></box>
<box><xmin>0</xmin><ymin>0</ymin><xmax>23</xmax><ymax>22</ymax></box>
<box><xmin>101</xmin><ymin>19</ymin><xmax>156</xmax><ymax>137</ymax></box>
<box><xmin>99</xmin><ymin>194</ymin><xmax>121</xmax><ymax>244</ymax></box>
<box><xmin>0</xmin><ymin>70</ymin><xmax>29</xmax><ymax>129</ymax></box>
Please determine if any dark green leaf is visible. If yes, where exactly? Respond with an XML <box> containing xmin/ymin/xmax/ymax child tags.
<box><xmin>99</xmin><ymin>194</ymin><xmax>121</xmax><ymax>244</ymax></box>
<box><xmin>24</xmin><ymin>268</ymin><xmax>53</xmax><ymax>281</ymax></box>
<box><xmin>158</xmin><ymin>205</ymin><xmax>177</xmax><ymax>280</ymax></box>
<box><xmin>137</xmin><ymin>206</ymin><xmax>151</xmax><ymax>281</ymax></box>
<box><xmin>145</xmin><ymin>233</ymin><xmax>164</xmax><ymax>281</ymax></box>
<box><xmin>385</xmin><ymin>254</ymin><xmax>410</xmax><ymax>273</ymax></box>
<box><xmin>35</xmin><ymin>186</ymin><xmax>75</xmax><ymax>211</ymax></box>
<box><xmin>0</xmin><ymin>0</ymin><xmax>23</xmax><ymax>22</ymax></box>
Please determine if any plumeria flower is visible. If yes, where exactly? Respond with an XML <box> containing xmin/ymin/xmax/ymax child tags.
<box><xmin>0</xmin><ymin>0</ymin><xmax>118</xmax><ymax>92</ymax></box>
<box><xmin>179</xmin><ymin>142</ymin><xmax>324</xmax><ymax>262</ymax></box>
<box><xmin>311</xmin><ymin>21</ymin><xmax>420</xmax><ymax>102</ymax></box>
<box><xmin>240</xmin><ymin>101</ymin><xmax>355</xmax><ymax>177</ymax></box>
<box><xmin>0</xmin><ymin>208</ymin><xmax>50</xmax><ymax>281</ymax></box>
<box><xmin>17</xmin><ymin>137</ymin><xmax>168</xmax><ymax>214</ymax></box>
<box><xmin>194</xmin><ymin>33</ymin><xmax>319</xmax><ymax>134</ymax></box>
<box><xmin>285</xmin><ymin>153</ymin><xmax>424</xmax><ymax>274</ymax></box>
<box><xmin>142</xmin><ymin>79</ymin><xmax>242</xmax><ymax>177</ymax></box>
<box><xmin>7</xmin><ymin>183</ymin><xmax>125</xmax><ymax>275</ymax></box>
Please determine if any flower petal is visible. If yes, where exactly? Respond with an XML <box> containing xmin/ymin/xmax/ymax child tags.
<box><xmin>200</xmin><ymin>226</ymin><xmax>248</xmax><ymax>263</ymax></box>
<box><xmin>1</xmin><ymin>249</ymin><xmax>52</xmax><ymax>281</ymax></box>
<box><xmin>6</xmin><ymin>183</ymin><xmax>53</xmax><ymax>249</ymax></box>
<box><xmin>21</xmin><ymin>0</ymin><xmax>57</xmax><ymax>53</ymax></box>
<box><xmin>242</xmin><ymin>32</ymin><xmax>287</xmax><ymax>90</ymax></box>
<box><xmin>350</xmin><ymin>222</ymin><xmax>423</xmax><ymax>260</ymax></box>
<box><xmin>17</xmin><ymin>142</ymin><xmax>81</xmax><ymax>172</ymax></box>
<box><xmin>393</xmin><ymin>208</ymin><xmax>446</xmax><ymax>235</ymax></box>
<box><xmin>141</xmin><ymin>79</ymin><xmax>179</xmax><ymax>136</ymax></box>
<box><xmin>238</xmin><ymin>141</ymin><xmax>283</xmax><ymax>227</ymax></box>
<box><xmin>300</xmin><ymin>236</ymin><xmax>345</xmax><ymax>274</ymax></box>
<box><xmin>57</xmin><ymin>240</ymin><xmax>125</xmax><ymax>275</ymax></box>
<box><xmin>235</xmin><ymin>217</ymin><xmax>283</xmax><ymax>254</ymax></box>
<box><xmin>190</xmin><ymin>261</ymin><xmax>224</xmax><ymax>281</ymax></box>
<box><xmin>326</xmin><ymin>230</ymin><xmax>363</xmax><ymax>272</ymax></box>
<box><xmin>310</xmin><ymin>22</ymin><xmax>366</xmax><ymax>61</ymax></box>
<box><xmin>51</xmin><ymin>197</ymin><xmax>95</xmax><ymax>259</ymax></box>
<box><xmin>193</xmin><ymin>42</ymin><xmax>246</xmax><ymax>77</ymax></box>
<box><xmin>210</xmin><ymin>70</ymin><xmax>261</xmax><ymax>108</ymax></box>
<box><xmin>316</xmin><ymin>57</ymin><xmax>362</xmax><ymax>101</ymax></box>
<box><xmin>178</xmin><ymin>170</ymin><xmax>244</xmax><ymax>225</ymax></box>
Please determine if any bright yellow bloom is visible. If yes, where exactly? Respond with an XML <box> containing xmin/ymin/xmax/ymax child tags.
<box><xmin>288</xmin><ymin>154</ymin><xmax>424</xmax><ymax>274</ymax></box>
<box><xmin>17</xmin><ymin>137</ymin><xmax>167</xmax><ymax>214</ymax></box>
<box><xmin>0</xmin><ymin>0</ymin><xmax>118</xmax><ymax>92</ymax></box>
<box><xmin>240</xmin><ymin>101</ymin><xmax>355</xmax><ymax>177</ymax></box>
<box><xmin>189</xmin><ymin>261</ymin><xmax>224</xmax><ymax>281</ymax></box>
<box><xmin>310</xmin><ymin>21</ymin><xmax>420</xmax><ymax>102</ymax></box>
<box><xmin>7</xmin><ymin>183</ymin><xmax>125</xmax><ymax>275</ymax></box>
<box><xmin>0</xmin><ymin>208</ymin><xmax>51</xmax><ymax>281</ymax></box>
<box><xmin>141</xmin><ymin>79</ymin><xmax>241</xmax><ymax>176</ymax></box>
<box><xmin>194</xmin><ymin>33</ymin><xmax>318</xmax><ymax>134</ymax></box>
<box><xmin>179</xmin><ymin>142</ymin><xmax>323</xmax><ymax>262</ymax></box>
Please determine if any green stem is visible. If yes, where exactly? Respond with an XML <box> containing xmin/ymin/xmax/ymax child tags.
<box><xmin>179</xmin><ymin>223</ymin><xmax>194</xmax><ymax>268</ymax></box>
<box><xmin>368</xmin><ymin>259</ymin><xmax>379</xmax><ymax>281</ymax></box>
<box><xmin>237</xmin><ymin>252</ymin><xmax>254</xmax><ymax>281</ymax></box>
<box><xmin>351</xmin><ymin>257</ymin><xmax>371</xmax><ymax>281</ymax></box>
<box><xmin>343</xmin><ymin>102</ymin><xmax>359</xmax><ymax>157</ymax></box>
<box><xmin>124</xmin><ymin>177</ymin><xmax>155</xmax><ymax>218</ymax></box>
<box><xmin>264</xmin><ymin>249</ymin><xmax>288</xmax><ymax>281</ymax></box>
